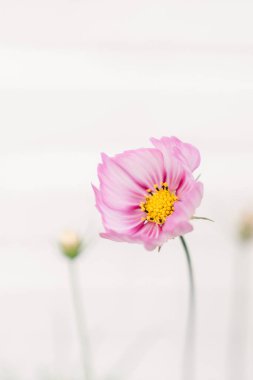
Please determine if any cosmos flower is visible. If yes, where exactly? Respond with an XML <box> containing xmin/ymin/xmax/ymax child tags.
<box><xmin>93</xmin><ymin>137</ymin><xmax>203</xmax><ymax>251</ymax></box>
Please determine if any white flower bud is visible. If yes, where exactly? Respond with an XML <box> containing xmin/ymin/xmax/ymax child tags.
<box><xmin>59</xmin><ymin>230</ymin><xmax>82</xmax><ymax>259</ymax></box>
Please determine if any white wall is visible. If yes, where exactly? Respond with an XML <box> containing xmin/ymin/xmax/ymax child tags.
<box><xmin>0</xmin><ymin>1</ymin><xmax>253</xmax><ymax>379</ymax></box>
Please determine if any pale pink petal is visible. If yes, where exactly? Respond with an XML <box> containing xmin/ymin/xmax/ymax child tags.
<box><xmin>168</xmin><ymin>221</ymin><xmax>193</xmax><ymax>238</ymax></box>
<box><xmin>161</xmin><ymin>179</ymin><xmax>203</xmax><ymax>238</ymax></box>
<box><xmin>100</xmin><ymin>230</ymin><xmax>140</xmax><ymax>244</ymax></box>
<box><xmin>100</xmin><ymin>228</ymin><xmax>149</xmax><ymax>246</ymax></box>
<box><xmin>138</xmin><ymin>223</ymin><xmax>168</xmax><ymax>250</ymax></box>
<box><xmin>93</xmin><ymin>184</ymin><xmax>143</xmax><ymax>232</ymax></box>
<box><xmin>177</xmin><ymin>179</ymin><xmax>204</xmax><ymax>216</ymax></box>
<box><xmin>114</xmin><ymin>148</ymin><xmax>166</xmax><ymax>190</ymax></box>
<box><xmin>98</xmin><ymin>149</ymin><xmax>165</xmax><ymax>211</ymax></box>
<box><xmin>98</xmin><ymin>153</ymin><xmax>143</xmax><ymax>210</ymax></box>
<box><xmin>101</xmin><ymin>223</ymin><xmax>167</xmax><ymax>251</ymax></box>
<box><xmin>146</xmin><ymin>138</ymin><xmax>185</xmax><ymax>191</ymax></box>
<box><xmin>151</xmin><ymin>136</ymin><xmax>200</xmax><ymax>172</ymax></box>
<box><xmin>161</xmin><ymin>204</ymin><xmax>193</xmax><ymax>238</ymax></box>
<box><xmin>165</xmin><ymin>155</ymin><xmax>186</xmax><ymax>192</ymax></box>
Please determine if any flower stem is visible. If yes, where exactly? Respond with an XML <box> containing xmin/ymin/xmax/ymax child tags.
<box><xmin>68</xmin><ymin>261</ymin><xmax>93</xmax><ymax>380</ymax></box>
<box><xmin>179</xmin><ymin>236</ymin><xmax>196</xmax><ymax>380</ymax></box>
<box><xmin>227</xmin><ymin>243</ymin><xmax>251</xmax><ymax>380</ymax></box>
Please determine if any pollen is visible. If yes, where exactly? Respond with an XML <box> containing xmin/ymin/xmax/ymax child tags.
<box><xmin>140</xmin><ymin>182</ymin><xmax>178</xmax><ymax>225</ymax></box>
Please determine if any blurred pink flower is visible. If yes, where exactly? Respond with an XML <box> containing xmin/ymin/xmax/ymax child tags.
<box><xmin>93</xmin><ymin>137</ymin><xmax>203</xmax><ymax>251</ymax></box>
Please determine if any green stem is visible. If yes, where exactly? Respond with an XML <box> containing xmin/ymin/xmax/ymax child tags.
<box><xmin>180</xmin><ymin>236</ymin><xmax>195</xmax><ymax>302</ymax></box>
<box><xmin>68</xmin><ymin>262</ymin><xmax>93</xmax><ymax>380</ymax></box>
<box><xmin>179</xmin><ymin>236</ymin><xmax>196</xmax><ymax>380</ymax></box>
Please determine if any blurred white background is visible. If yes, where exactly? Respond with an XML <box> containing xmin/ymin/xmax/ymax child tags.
<box><xmin>0</xmin><ymin>1</ymin><xmax>253</xmax><ymax>379</ymax></box>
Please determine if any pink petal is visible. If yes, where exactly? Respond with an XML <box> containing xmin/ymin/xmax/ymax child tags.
<box><xmin>100</xmin><ymin>223</ymin><xmax>167</xmax><ymax>251</ymax></box>
<box><xmin>151</xmin><ymin>136</ymin><xmax>201</xmax><ymax>173</ymax></box>
<box><xmin>163</xmin><ymin>202</ymin><xmax>193</xmax><ymax>238</ymax></box>
<box><xmin>98</xmin><ymin>149</ymin><xmax>165</xmax><ymax>211</ymax></box>
<box><xmin>177</xmin><ymin>179</ymin><xmax>204</xmax><ymax>216</ymax></box>
<box><xmin>114</xmin><ymin>148</ymin><xmax>166</xmax><ymax>190</ymax></box>
<box><xmin>162</xmin><ymin>179</ymin><xmax>203</xmax><ymax>238</ymax></box>
<box><xmin>93</xmin><ymin>184</ymin><xmax>143</xmax><ymax>232</ymax></box>
<box><xmin>147</xmin><ymin>138</ymin><xmax>186</xmax><ymax>191</ymax></box>
<box><xmin>165</xmin><ymin>155</ymin><xmax>186</xmax><ymax>192</ymax></box>
<box><xmin>138</xmin><ymin>222</ymin><xmax>168</xmax><ymax>250</ymax></box>
<box><xmin>169</xmin><ymin>221</ymin><xmax>193</xmax><ymax>238</ymax></box>
<box><xmin>98</xmin><ymin>153</ymin><xmax>143</xmax><ymax>210</ymax></box>
<box><xmin>100</xmin><ymin>230</ymin><xmax>139</xmax><ymax>244</ymax></box>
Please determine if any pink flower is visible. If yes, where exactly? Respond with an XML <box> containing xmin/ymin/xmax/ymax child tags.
<box><xmin>93</xmin><ymin>137</ymin><xmax>203</xmax><ymax>251</ymax></box>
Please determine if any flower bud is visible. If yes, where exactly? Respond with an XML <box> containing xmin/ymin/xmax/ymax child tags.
<box><xmin>59</xmin><ymin>231</ymin><xmax>82</xmax><ymax>259</ymax></box>
<box><xmin>239</xmin><ymin>213</ymin><xmax>253</xmax><ymax>242</ymax></box>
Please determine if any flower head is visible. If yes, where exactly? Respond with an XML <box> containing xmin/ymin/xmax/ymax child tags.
<box><xmin>93</xmin><ymin>136</ymin><xmax>203</xmax><ymax>251</ymax></box>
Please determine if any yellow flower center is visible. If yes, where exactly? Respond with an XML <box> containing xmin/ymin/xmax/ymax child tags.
<box><xmin>140</xmin><ymin>183</ymin><xmax>178</xmax><ymax>225</ymax></box>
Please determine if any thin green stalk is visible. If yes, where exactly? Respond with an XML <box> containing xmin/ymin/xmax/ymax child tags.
<box><xmin>179</xmin><ymin>236</ymin><xmax>196</xmax><ymax>380</ymax></box>
<box><xmin>68</xmin><ymin>262</ymin><xmax>93</xmax><ymax>380</ymax></box>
